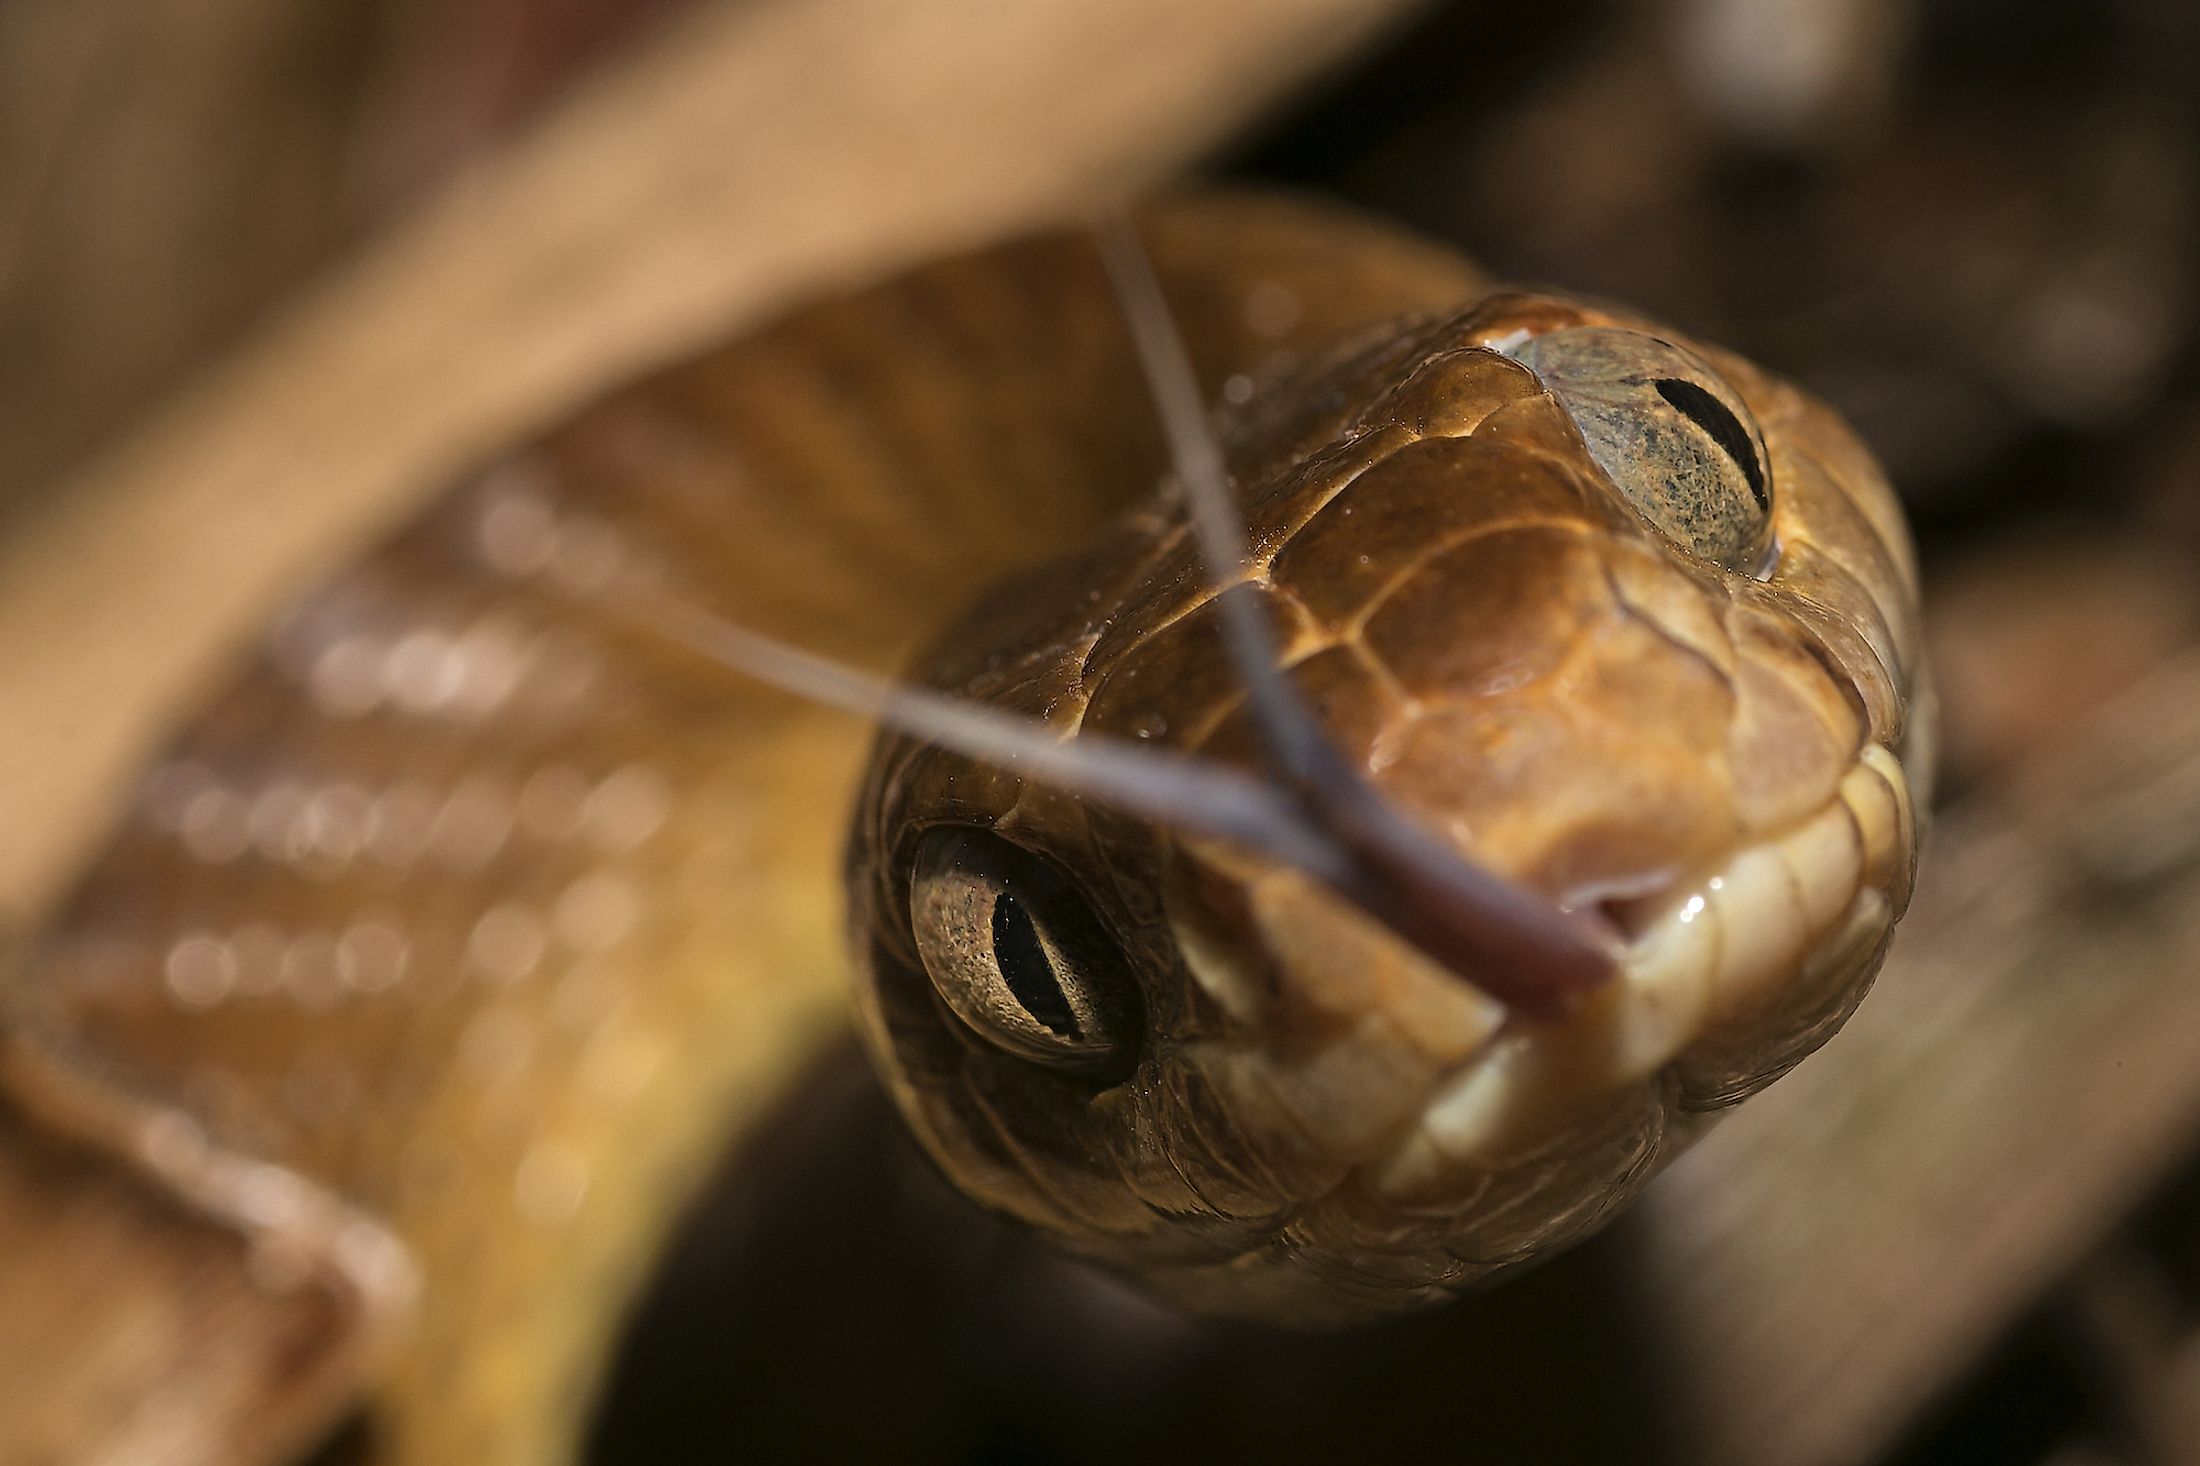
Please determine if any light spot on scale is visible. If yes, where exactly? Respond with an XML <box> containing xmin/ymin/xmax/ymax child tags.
<box><xmin>248</xmin><ymin>781</ymin><xmax>312</xmax><ymax>865</ymax></box>
<box><xmin>138</xmin><ymin>1111</ymin><xmax>209</xmax><ymax>1175</ymax></box>
<box><xmin>165</xmin><ymin>934</ymin><xmax>237</xmax><ymax>1009</ymax></box>
<box><xmin>580</xmin><ymin>1025</ymin><xmax>661</xmax><ymax>1103</ymax></box>
<box><xmin>514</xmin><ymin>1142</ymin><xmax>590</xmax><ymax>1226</ymax></box>
<box><xmin>554</xmin><ymin>871</ymin><xmax>640</xmax><ymax>952</ymax></box>
<box><xmin>474</xmin><ymin>463</ymin><xmax>559</xmax><ymax>577</ymax></box>
<box><xmin>299</xmin><ymin>783</ymin><xmax>372</xmax><ymax>866</ymax></box>
<box><xmin>433</xmin><ymin>776</ymin><xmax>515</xmax><ymax>870</ymax></box>
<box><xmin>1222</xmin><ymin>373</ymin><xmax>1257</xmax><ymax>407</ymax></box>
<box><xmin>179</xmin><ymin>785</ymin><xmax>251</xmax><ymax>863</ymax></box>
<box><xmin>233</xmin><ymin>1163</ymin><xmax>312</xmax><ymax>1230</ymax></box>
<box><xmin>587</xmin><ymin>765</ymin><xmax>671</xmax><ymax>849</ymax></box>
<box><xmin>546</xmin><ymin>513</ymin><xmax>627</xmax><ymax>592</ymax></box>
<box><xmin>469</xmin><ymin>904</ymin><xmax>546</xmax><ymax>984</ymax></box>
<box><xmin>338</xmin><ymin>920</ymin><xmax>409</xmax><ymax>994</ymax></box>
<box><xmin>1678</xmin><ymin>895</ymin><xmax>1707</xmax><ymax>925</ymax></box>
<box><xmin>519</xmin><ymin>764</ymin><xmax>591</xmax><ymax>840</ymax></box>
<box><xmin>309</xmin><ymin>636</ymin><xmax>383</xmax><ymax>717</ymax></box>
<box><xmin>450</xmin><ymin>613</ymin><xmax>527</xmax><ymax>716</ymax></box>
<box><xmin>384</xmin><ymin>629</ymin><xmax>466</xmax><ymax>714</ymax></box>
<box><xmin>525</xmin><ymin>633</ymin><xmax>603</xmax><ymax>713</ymax></box>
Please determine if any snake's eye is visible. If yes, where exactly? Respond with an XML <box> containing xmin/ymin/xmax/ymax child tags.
<box><xmin>1504</xmin><ymin>326</ymin><xmax>1773</xmax><ymax>571</ymax></box>
<box><xmin>909</xmin><ymin>828</ymin><xmax>1139</xmax><ymax>1077</ymax></box>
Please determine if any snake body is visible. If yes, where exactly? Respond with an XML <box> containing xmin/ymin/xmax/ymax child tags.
<box><xmin>0</xmin><ymin>194</ymin><xmax>1924</xmax><ymax>1464</ymax></box>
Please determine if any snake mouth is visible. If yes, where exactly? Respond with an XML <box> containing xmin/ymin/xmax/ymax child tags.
<box><xmin>924</xmin><ymin>740</ymin><xmax>1918</xmax><ymax>1323</ymax></box>
<box><xmin>1362</xmin><ymin>740</ymin><xmax>1916</xmax><ymax>1208</ymax></box>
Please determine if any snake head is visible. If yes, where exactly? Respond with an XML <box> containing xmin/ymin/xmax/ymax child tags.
<box><xmin>848</xmin><ymin>290</ymin><xmax>1928</xmax><ymax>1322</ymax></box>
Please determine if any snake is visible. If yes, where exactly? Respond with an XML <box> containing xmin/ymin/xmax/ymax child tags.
<box><xmin>0</xmin><ymin>192</ymin><xmax>1926</xmax><ymax>1465</ymax></box>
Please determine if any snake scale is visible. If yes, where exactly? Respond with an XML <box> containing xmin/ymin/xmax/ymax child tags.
<box><xmin>0</xmin><ymin>193</ymin><xmax>1925</xmax><ymax>1465</ymax></box>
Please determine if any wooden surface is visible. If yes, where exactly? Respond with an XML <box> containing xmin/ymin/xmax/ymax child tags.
<box><xmin>0</xmin><ymin>0</ymin><xmax>1432</xmax><ymax>927</ymax></box>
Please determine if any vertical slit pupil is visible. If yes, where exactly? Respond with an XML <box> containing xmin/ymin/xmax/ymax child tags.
<box><xmin>991</xmin><ymin>891</ymin><xmax>1080</xmax><ymax>1038</ymax></box>
<box><xmin>1655</xmin><ymin>377</ymin><xmax>1769</xmax><ymax>510</ymax></box>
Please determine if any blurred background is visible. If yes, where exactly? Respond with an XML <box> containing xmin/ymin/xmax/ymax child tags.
<box><xmin>6</xmin><ymin>0</ymin><xmax>2200</xmax><ymax>1462</ymax></box>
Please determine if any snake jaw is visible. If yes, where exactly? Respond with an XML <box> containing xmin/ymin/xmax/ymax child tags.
<box><xmin>1109</xmin><ymin>732</ymin><xmax>1916</xmax><ymax>1301</ymax></box>
<box><xmin>1369</xmin><ymin>739</ymin><xmax>1917</xmax><ymax>1207</ymax></box>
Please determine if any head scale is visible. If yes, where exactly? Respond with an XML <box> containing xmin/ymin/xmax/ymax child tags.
<box><xmin>849</xmin><ymin>287</ymin><xmax>1926</xmax><ymax>1322</ymax></box>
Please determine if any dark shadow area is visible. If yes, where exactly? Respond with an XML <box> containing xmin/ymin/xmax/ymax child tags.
<box><xmin>587</xmin><ymin>1041</ymin><xmax>1677</xmax><ymax>1466</ymax></box>
<box><xmin>1881</xmin><ymin>1312</ymin><xmax>2104</xmax><ymax>1466</ymax></box>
